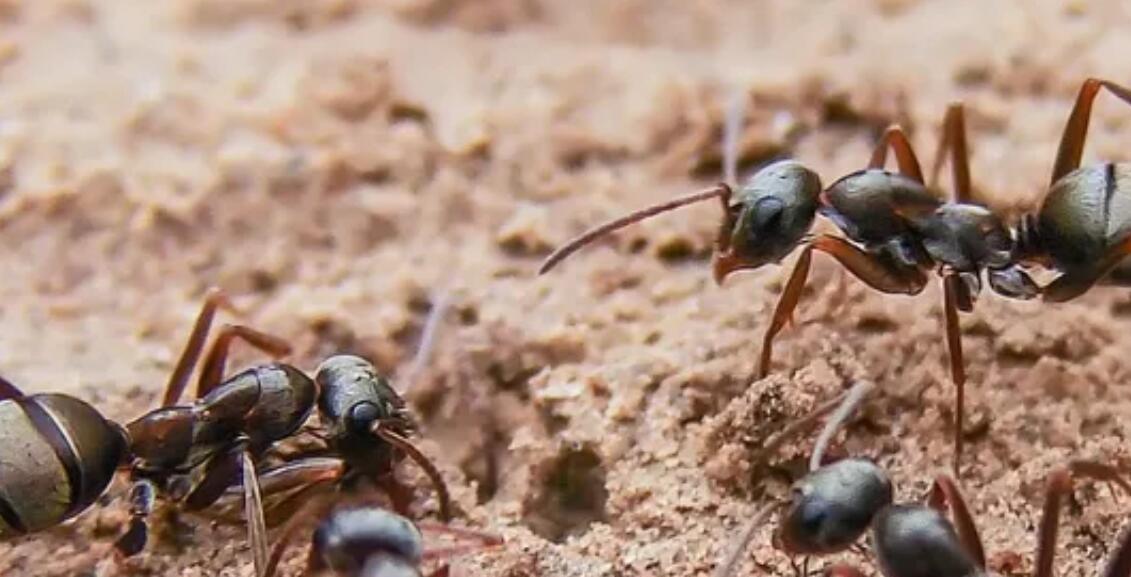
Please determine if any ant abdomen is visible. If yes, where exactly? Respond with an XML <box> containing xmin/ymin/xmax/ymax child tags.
<box><xmin>871</xmin><ymin>505</ymin><xmax>983</xmax><ymax>577</ymax></box>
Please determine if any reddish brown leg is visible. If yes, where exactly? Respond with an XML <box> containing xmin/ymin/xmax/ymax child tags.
<box><xmin>1044</xmin><ymin>236</ymin><xmax>1131</xmax><ymax>302</ymax></box>
<box><xmin>942</xmin><ymin>274</ymin><xmax>967</xmax><ymax>476</ymax></box>
<box><xmin>418</xmin><ymin>523</ymin><xmax>503</xmax><ymax>575</ymax></box>
<box><xmin>263</xmin><ymin>491</ymin><xmax>338</xmax><ymax>577</ymax></box>
<box><xmin>925</xmin><ymin>474</ymin><xmax>986</xmax><ymax>569</ymax></box>
<box><xmin>824</xmin><ymin>564</ymin><xmax>869</xmax><ymax>577</ymax></box>
<box><xmin>758</xmin><ymin>235</ymin><xmax>928</xmax><ymax>378</ymax></box>
<box><xmin>868</xmin><ymin>125</ymin><xmax>926</xmax><ymax>184</ymax></box>
<box><xmin>162</xmin><ymin>287</ymin><xmax>240</xmax><ymax>406</ymax></box>
<box><xmin>373</xmin><ymin>423</ymin><xmax>453</xmax><ymax>522</ymax></box>
<box><xmin>929</xmin><ymin>103</ymin><xmax>973</xmax><ymax>203</ymax></box>
<box><xmin>195</xmin><ymin>324</ymin><xmax>292</xmax><ymax>399</ymax></box>
<box><xmin>1051</xmin><ymin>78</ymin><xmax>1131</xmax><ymax>184</ymax></box>
<box><xmin>1034</xmin><ymin>461</ymin><xmax>1131</xmax><ymax>577</ymax></box>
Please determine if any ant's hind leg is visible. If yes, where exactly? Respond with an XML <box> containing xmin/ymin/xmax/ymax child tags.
<box><xmin>162</xmin><ymin>287</ymin><xmax>240</xmax><ymax>406</ymax></box>
<box><xmin>1051</xmin><ymin>79</ymin><xmax>1131</xmax><ymax>184</ymax></box>
<box><xmin>868</xmin><ymin>125</ymin><xmax>926</xmax><ymax>184</ymax></box>
<box><xmin>929</xmin><ymin>103</ymin><xmax>974</xmax><ymax>203</ymax></box>
<box><xmin>194</xmin><ymin>323</ymin><xmax>292</xmax><ymax>399</ymax></box>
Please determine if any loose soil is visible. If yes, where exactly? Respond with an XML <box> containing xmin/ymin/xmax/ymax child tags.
<box><xmin>2</xmin><ymin>1</ymin><xmax>1131</xmax><ymax>576</ymax></box>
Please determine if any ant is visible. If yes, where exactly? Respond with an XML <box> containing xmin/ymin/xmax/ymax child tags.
<box><xmin>539</xmin><ymin>79</ymin><xmax>1131</xmax><ymax>474</ymax></box>
<box><xmin>261</xmin><ymin>502</ymin><xmax>500</xmax><ymax>577</ymax></box>
<box><xmin>716</xmin><ymin>456</ymin><xmax>1131</xmax><ymax>577</ymax></box>
<box><xmin>114</xmin><ymin>287</ymin><xmax>312</xmax><ymax>576</ymax></box>
<box><xmin>0</xmin><ymin>287</ymin><xmax>305</xmax><ymax>577</ymax></box>
<box><xmin>713</xmin><ymin>372</ymin><xmax>1131</xmax><ymax>577</ymax></box>
<box><xmin>217</xmin><ymin>355</ymin><xmax>455</xmax><ymax>532</ymax></box>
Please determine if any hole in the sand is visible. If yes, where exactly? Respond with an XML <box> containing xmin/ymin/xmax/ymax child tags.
<box><xmin>522</xmin><ymin>443</ymin><xmax>608</xmax><ymax>543</ymax></box>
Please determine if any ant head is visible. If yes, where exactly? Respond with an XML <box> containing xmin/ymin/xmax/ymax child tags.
<box><xmin>713</xmin><ymin>160</ymin><xmax>821</xmax><ymax>284</ymax></box>
<box><xmin>314</xmin><ymin>508</ymin><xmax>423</xmax><ymax>576</ymax></box>
<box><xmin>776</xmin><ymin>458</ymin><xmax>893</xmax><ymax>556</ymax></box>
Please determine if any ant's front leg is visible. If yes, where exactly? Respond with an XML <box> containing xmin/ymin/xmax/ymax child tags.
<box><xmin>1033</xmin><ymin>461</ymin><xmax>1131</xmax><ymax>577</ymax></box>
<box><xmin>758</xmin><ymin>234</ymin><xmax>927</xmax><ymax>378</ymax></box>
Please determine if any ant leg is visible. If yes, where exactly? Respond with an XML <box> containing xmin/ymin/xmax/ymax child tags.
<box><xmin>372</xmin><ymin>424</ymin><xmax>453</xmax><ymax>522</ymax></box>
<box><xmin>1034</xmin><ymin>461</ymin><xmax>1131</xmax><ymax>577</ymax></box>
<box><xmin>239</xmin><ymin>448</ymin><xmax>268</xmax><ymax>577</ymax></box>
<box><xmin>418</xmin><ymin>521</ymin><xmax>504</xmax><ymax>548</ymax></box>
<box><xmin>114</xmin><ymin>478</ymin><xmax>157</xmax><ymax>558</ymax></box>
<box><xmin>263</xmin><ymin>491</ymin><xmax>338</xmax><ymax>577</ymax></box>
<box><xmin>195</xmin><ymin>324</ymin><xmax>292</xmax><ymax>399</ymax></box>
<box><xmin>183</xmin><ymin>447</ymin><xmax>246</xmax><ymax>511</ymax></box>
<box><xmin>162</xmin><ymin>287</ymin><xmax>240</xmax><ymax>407</ymax></box>
<box><xmin>758</xmin><ymin>235</ymin><xmax>927</xmax><ymax>378</ymax></box>
<box><xmin>925</xmin><ymin>474</ymin><xmax>986</xmax><ymax>569</ymax></box>
<box><xmin>217</xmin><ymin>457</ymin><xmax>344</xmax><ymax>527</ymax></box>
<box><xmin>1102</xmin><ymin>517</ymin><xmax>1131</xmax><ymax>577</ymax></box>
<box><xmin>825</xmin><ymin>564</ymin><xmax>868</xmax><ymax>577</ymax></box>
<box><xmin>1043</xmin><ymin>236</ymin><xmax>1131</xmax><ymax>302</ymax></box>
<box><xmin>868</xmin><ymin>125</ymin><xmax>925</xmax><ymax>184</ymax></box>
<box><xmin>0</xmin><ymin>375</ymin><xmax>24</xmax><ymax>400</ymax></box>
<box><xmin>1051</xmin><ymin>79</ymin><xmax>1131</xmax><ymax>184</ymax></box>
<box><xmin>929</xmin><ymin>103</ymin><xmax>974</xmax><ymax>203</ymax></box>
<box><xmin>942</xmin><ymin>275</ymin><xmax>968</xmax><ymax>476</ymax></box>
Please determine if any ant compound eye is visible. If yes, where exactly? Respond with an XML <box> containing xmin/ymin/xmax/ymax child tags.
<box><xmin>347</xmin><ymin>402</ymin><xmax>382</xmax><ymax>433</ymax></box>
<box><xmin>746</xmin><ymin>196</ymin><xmax>786</xmax><ymax>239</ymax></box>
<box><xmin>798</xmin><ymin>498</ymin><xmax>828</xmax><ymax>536</ymax></box>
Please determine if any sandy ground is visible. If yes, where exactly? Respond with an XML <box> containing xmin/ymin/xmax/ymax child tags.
<box><xmin>3</xmin><ymin>1</ymin><xmax>1131</xmax><ymax>576</ymax></box>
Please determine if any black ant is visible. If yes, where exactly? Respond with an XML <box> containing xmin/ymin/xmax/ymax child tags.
<box><xmin>0</xmin><ymin>288</ymin><xmax>307</xmax><ymax>577</ymax></box>
<box><xmin>539</xmin><ymin>79</ymin><xmax>1131</xmax><ymax>474</ymax></box>
<box><xmin>114</xmin><ymin>287</ymin><xmax>313</xmax><ymax>576</ymax></box>
<box><xmin>262</xmin><ymin>502</ymin><xmax>500</xmax><ymax>577</ymax></box>
<box><xmin>716</xmin><ymin>456</ymin><xmax>1131</xmax><ymax>577</ymax></box>
<box><xmin>713</xmin><ymin>373</ymin><xmax>1131</xmax><ymax>577</ymax></box>
<box><xmin>218</xmin><ymin>354</ymin><xmax>455</xmax><ymax>531</ymax></box>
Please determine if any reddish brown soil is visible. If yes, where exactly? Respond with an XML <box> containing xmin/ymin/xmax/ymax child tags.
<box><xmin>3</xmin><ymin>1</ymin><xmax>1131</xmax><ymax>576</ymax></box>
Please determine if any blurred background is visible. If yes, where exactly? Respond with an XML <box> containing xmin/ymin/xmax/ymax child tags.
<box><xmin>3</xmin><ymin>1</ymin><xmax>1131</xmax><ymax>575</ymax></box>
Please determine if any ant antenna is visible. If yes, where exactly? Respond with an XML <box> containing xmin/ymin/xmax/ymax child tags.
<box><xmin>809</xmin><ymin>380</ymin><xmax>874</xmax><ymax>472</ymax></box>
<box><xmin>713</xmin><ymin>501</ymin><xmax>780</xmax><ymax>577</ymax></box>
<box><xmin>401</xmin><ymin>291</ymin><xmax>451</xmax><ymax>393</ymax></box>
<box><xmin>724</xmin><ymin>89</ymin><xmax>746</xmax><ymax>188</ymax></box>
<box><xmin>537</xmin><ymin>185</ymin><xmax>730</xmax><ymax>274</ymax></box>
